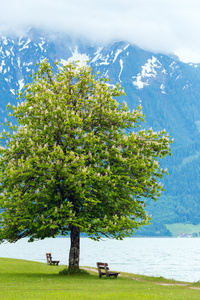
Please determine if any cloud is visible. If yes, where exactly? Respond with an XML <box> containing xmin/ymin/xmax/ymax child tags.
<box><xmin>1</xmin><ymin>0</ymin><xmax>200</xmax><ymax>62</ymax></box>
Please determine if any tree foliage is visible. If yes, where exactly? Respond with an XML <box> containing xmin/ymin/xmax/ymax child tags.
<box><xmin>0</xmin><ymin>60</ymin><xmax>172</xmax><ymax>268</ymax></box>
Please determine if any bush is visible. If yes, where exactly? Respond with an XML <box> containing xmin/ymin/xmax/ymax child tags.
<box><xmin>59</xmin><ymin>268</ymin><xmax>90</xmax><ymax>276</ymax></box>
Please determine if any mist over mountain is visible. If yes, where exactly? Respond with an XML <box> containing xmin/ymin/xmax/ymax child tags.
<box><xmin>1</xmin><ymin>28</ymin><xmax>200</xmax><ymax>236</ymax></box>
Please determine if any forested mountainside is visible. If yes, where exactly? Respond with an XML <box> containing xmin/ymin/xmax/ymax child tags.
<box><xmin>1</xmin><ymin>28</ymin><xmax>200</xmax><ymax>236</ymax></box>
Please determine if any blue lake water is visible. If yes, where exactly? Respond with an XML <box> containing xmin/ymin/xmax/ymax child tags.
<box><xmin>0</xmin><ymin>237</ymin><xmax>200</xmax><ymax>283</ymax></box>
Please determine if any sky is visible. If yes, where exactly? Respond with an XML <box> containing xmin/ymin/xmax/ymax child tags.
<box><xmin>1</xmin><ymin>0</ymin><xmax>200</xmax><ymax>63</ymax></box>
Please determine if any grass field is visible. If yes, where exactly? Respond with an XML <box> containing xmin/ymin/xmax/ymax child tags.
<box><xmin>0</xmin><ymin>258</ymin><xmax>200</xmax><ymax>299</ymax></box>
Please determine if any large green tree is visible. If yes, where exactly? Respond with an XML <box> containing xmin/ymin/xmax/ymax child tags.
<box><xmin>0</xmin><ymin>60</ymin><xmax>172</xmax><ymax>270</ymax></box>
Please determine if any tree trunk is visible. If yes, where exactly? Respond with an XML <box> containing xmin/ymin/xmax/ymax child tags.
<box><xmin>68</xmin><ymin>225</ymin><xmax>80</xmax><ymax>270</ymax></box>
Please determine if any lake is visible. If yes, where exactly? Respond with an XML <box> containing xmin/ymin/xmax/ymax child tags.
<box><xmin>0</xmin><ymin>237</ymin><xmax>200</xmax><ymax>283</ymax></box>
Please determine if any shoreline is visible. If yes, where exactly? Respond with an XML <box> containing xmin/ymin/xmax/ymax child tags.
<box><xmin>81</xmin><ymin>266</ymin><xmax>200</xmax><ymax>285</ymax></box>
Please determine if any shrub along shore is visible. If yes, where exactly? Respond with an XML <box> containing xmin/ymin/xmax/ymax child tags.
<box><xmin>0</xmin><ymin>258</ymin><xmax>199</xmax><ymax>299</ymax></box>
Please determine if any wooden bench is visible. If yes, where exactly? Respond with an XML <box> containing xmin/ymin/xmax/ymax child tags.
<box><xmin>96</xmin><ymin>262</ymin><xmax>120</xmax><ymax>278</ymax></box>
<box><xmin>46</xmin><ymin>253</ymin><xmax>60</xmax><ymax>265</ymax></box>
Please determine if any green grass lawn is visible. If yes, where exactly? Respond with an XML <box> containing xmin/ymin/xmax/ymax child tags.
<box><xmin>0</xmin><ymin>258</ymin><xmax>200</xmax><ymax>299</ymax></box>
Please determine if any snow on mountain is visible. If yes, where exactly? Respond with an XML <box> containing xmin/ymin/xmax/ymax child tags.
<box><xmin>132</xmin><ymin>56</ymin><xmax>162</xmax><ymax>89</ymax></box>
<box><xmin>113</xmin><ymin>49</ymin><xmax>123</xmax><ymax>63</ymax></box>
<box><xmin>0</xmin><ymin>30</ymin><xmax>186</xmax><ymax>101</ymax></box>
<box><xmin>64</xmin><ymin>46</ymin><xmax>89</xmax><ymax>66</ymax></box>
<box><xmin>91</xmin><ymin>47</ymin><xmax>103</xmax><ymax>63</ymax></box>
<box><xmin>160</xmin><ymin>84</ymin><xmax>166</xmax><ymax>94</ymax></box>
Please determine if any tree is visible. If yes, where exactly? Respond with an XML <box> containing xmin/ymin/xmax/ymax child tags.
<box><xmin>0</xmin><ymin>60</ymin><xmax>172</xmax><ymax>270</ymax></box>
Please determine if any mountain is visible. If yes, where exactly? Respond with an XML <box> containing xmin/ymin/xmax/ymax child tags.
<box><xmin>1</xmin><ymin>28</ymin><xmax>200</xmax><ymax>236</ymax></box>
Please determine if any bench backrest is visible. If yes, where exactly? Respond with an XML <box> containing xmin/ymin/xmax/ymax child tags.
<box><xmin>96</xmin><ymin>262</ymin><xmax>109</xmax><ymax>277</ymax></box>
<box><xmin>46</xmin><ymin>253</ymin><xmax>52</xmax><ymax>264</ymax></box>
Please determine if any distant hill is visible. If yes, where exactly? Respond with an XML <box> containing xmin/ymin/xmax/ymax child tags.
<box><xmin>1</xmin><ymin>28</ymin><xmax>200</xmax><ymax>236</ymax></box>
